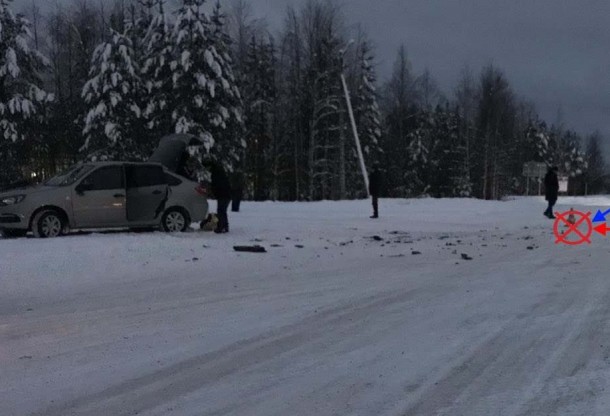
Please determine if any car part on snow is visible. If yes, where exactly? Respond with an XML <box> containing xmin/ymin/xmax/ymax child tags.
<box><xmin>200</xmin><ymin>213</ymin><xmax>218</xmax><ymax>232</ymax></box>
<box><xmin>233</xmin><ymin>245</ymin><xmax>266</xmax><ymax>253</ymax></box>
<box><xmin>567</xmin><ymin>209</ymin><xmax>576</xmax><ymax>225</ymax></box>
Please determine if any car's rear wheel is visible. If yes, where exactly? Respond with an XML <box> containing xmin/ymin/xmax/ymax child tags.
<box><xmin>32</xmin><ymin>210</ymin><xmax>65</xmax><ymax>238</ymax></box>
<box><xmin>162</xmin><ymin>208</ymin><xmax>190</xmax><ymax>233</ymax></box>
<box><xmin>0</xmin><ymin>229</ymin><xmax>28</xmax><ymax>238</ymax></box>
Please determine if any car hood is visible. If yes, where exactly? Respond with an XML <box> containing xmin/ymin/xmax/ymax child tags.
<box><xmin>0</xmin><ymin>179</ymin><xmax>33</xmax><ymax>193</ymax></box>
<box><xmin>0</xmin><ymin>184</ymin><xmax>62</xmax><ymax>199</ymax></box>
<box><xmin>149</xmin><ymin>134</ymin><xmax>204</xmax><ymax>173</ymax></box>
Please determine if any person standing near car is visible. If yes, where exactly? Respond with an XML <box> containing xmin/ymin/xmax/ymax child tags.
<box><xmin>177</xmin><ymin>150</ymin><xmax>196</xmax><ymax>180</ymax></box>
<box><xmin>231</xmin><ymin>172</ymin><xmax>244</xmax><ymax>212</ymax></box>
<box><xmin>544</xmin><ymin>166</ymin><xmax>559</xmax><ymax>219</ymax></box>
<box><xmin>203</xmin><ymin>159</ymin><xmax>231</xmax><ymax>233</ymax></box>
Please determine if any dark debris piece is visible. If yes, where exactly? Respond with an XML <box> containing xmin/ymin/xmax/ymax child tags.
<box><xmin>233</xmin><ymin>245</ymin><xmax>267</xmax><ymax>253</ymax></box>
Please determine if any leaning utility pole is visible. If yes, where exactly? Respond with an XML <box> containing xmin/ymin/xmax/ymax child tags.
<box><xmin>339</xmin><ymin>41</ymin><xmax>369</xmax><ymax>197</ymax></box>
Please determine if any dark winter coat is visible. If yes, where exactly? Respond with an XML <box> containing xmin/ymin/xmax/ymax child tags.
<box><xmin>177</xmin><ymin>152</ymin><xmax>194</xmax><ymax>179</ymax></box>
<box><xmin>544</xmin><ymin>170</ymin><xmax>559</xmax><ymax>201</ymax></box>
<box><xmin>210</xmin><ymin>164</ymin><xmax>232</xmax><ymax>200</ymax></box>
<box><xmin>369</xmin><ymin>169</ymin><xmax>381</xmax><ymax>197</ymax></box>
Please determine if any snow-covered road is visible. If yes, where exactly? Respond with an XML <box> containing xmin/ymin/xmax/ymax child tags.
<box><xmin>2</xmin><ymin>197</ymin><xmax>610</xmax><ymax>415</ymax></box>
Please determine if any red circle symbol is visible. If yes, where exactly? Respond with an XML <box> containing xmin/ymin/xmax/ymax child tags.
<box><xmin>554</xmin><ymin>210</ymin><xmax>593</xmax><ymax>245</ymax></box>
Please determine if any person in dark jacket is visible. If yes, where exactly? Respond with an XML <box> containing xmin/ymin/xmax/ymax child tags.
<box><xmin>203</xmin><ymin>159</ymin><xmax>232</xmax><ymax>233</ymax></box>
<box><xmin>177</xmin><ymin>151</ymin><xmax>196</xmax><ymax>180</ymax></box>
<box><xmin>231</xmin><ymin>172</ymin><xmax>244</xmax><ymax>212</ymax></box>
<box><xmin>544</xmin><ymin>166</ymin><xmax>559</xmax><ymax>219</ymax></box>
<box><xmin>369</xmin><ymin>164</ymin><xmax>381</xmax><ymax>219</ymax></box>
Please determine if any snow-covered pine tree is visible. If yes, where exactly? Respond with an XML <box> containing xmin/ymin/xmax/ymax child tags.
<box><xmin>584</xmin><ymin>133</ymin><xmax>606</xmax><ymax>194</ymax></box>
<box><xmin>415</xmin><ymin>69</ymin><xmax>441</xmax><ymax>109</ymax></box>
<box><xmin>45</xmin><ymin>1</ymin><xmax>103</xmax><ymax>173</ymax></box>
<box><xmin>526</xmin><ymin>120</ymin><xmax>555</xmax><ymax>166</ymax></box>
<box><xmin>404</xmin><ymin>144</ymin><xmax>427</xmax><ymax>196</ymax></box>
<box><xmin>307</xmin><ymin>49</ymin><xmax>343</xmax><ymax>200</ymax></box>
<box><xmin>431</xmin><ymin>106</ymin><xmax>471</xmax><ymax>197</ymax></box>
<box><xmin>81</xmin><ymin>29</ymin><xmax>144</xmax><ymax>161</ymax></box>
<box><xmin>123</xmin><ymin>0</ymin><xmax>157</xmax><ymax>155</ymax></box>
<box><xmin>402</xmin><ymin>105</ymin><xmax>470</xmax><ymax>198</ymax></box>
<box><xmin>527</xmin><ymin>122</ymin><xmax>587</xmax><ymax>177</ymax></box>
<box><xmin>382</xmin><ymin>45</ymin><xmax>419</xmax><ymax>197</ymax></box>
<box><xmin>275</xmin><ymin>7</ymin><xmax>305</xmax><ymax>201</ymax></box>
<box><xmin>473</xmin><ymin>65</ymin><xmax>517</xmax><ymax>200</ymax></box>
<box><xmin>301</xmin><ymin>2</ymin><xmax>344</xmax><ymax>200</ymax></box>
<box><xmin>126</xmin><ymin>1</ymin><xmax>155</xmax><ymax>68</ymax></box>
<box><xmin>170</xmin><ymin>0</ymin><xmax>243</xmax><ymax>170</ymax></box>
<box><xmin>526</xmin><ymin>122</ymin><xmax>587</xmax><ymax>194</ymax></box>
<box><xmin>242</xmin><ymin>34</ymin><xmax>276</xmax><ymax>200</ymax></box>
<box><xmin>454</xmin><ymin>67</ymin><xmax>477</xmax><ymax>196</ymax></box>
<box><xmin>561</xmin><ymin>131</ymin><xmax>587</xmax><ymax>178</ymax></box>
<box><xmin>142</xmin><ymin>0</ymin><xmax>174</xmax><ymax>136</ymax></box>
<box><xmin>209</xmin><ymin>0</ymin><xmax>245</xmax><ymax>168</ymax></box>
<box><xmin>0</xmin><ymin>0</ymin><xmax>52</xmax><ymax>186</ymax></box>
<box><xmin>403</xmin><ymin>110</ymin><xmax>434</xmax><ymax>196</ymax></box>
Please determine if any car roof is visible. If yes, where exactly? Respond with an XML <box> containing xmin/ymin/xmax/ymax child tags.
<box><xmin>84</xmin><ymin>161</ymin><xmax>166</xmax><ymax>168</ymax></box>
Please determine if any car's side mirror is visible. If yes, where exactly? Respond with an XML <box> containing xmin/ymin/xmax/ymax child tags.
<box><xmin>75</xmin><ymin>183</ymin><xmax>92</xmax><ymax>195</ymax></box>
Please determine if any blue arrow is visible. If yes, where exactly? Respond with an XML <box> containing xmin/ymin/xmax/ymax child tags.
<box><xmin>593</xmin><ymin>209</ymin><xmax>610</xmax><ymax>223</ymax></box>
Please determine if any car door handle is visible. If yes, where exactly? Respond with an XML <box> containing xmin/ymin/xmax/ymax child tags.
<box><xmin>113</xmin><ymin>193</ymin><xmax>125</xmax><ymax>198</ymax></box>
<box><xmin>152</xmin><ymin>190</ymin><xmax>162</xmax><ymax>195</ymax></box>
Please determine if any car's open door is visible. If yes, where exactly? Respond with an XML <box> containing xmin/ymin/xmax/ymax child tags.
<box><xmin>125</xmin><ymin>164</ymin><xmax>168</xmax><ymax>223</ymax></box>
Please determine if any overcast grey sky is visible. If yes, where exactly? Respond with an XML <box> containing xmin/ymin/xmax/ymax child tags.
<box><xmin>255</xmin><ymin>0</ymin><xmax>610</xmax><ymax>150</ymax></box>
<box><xmin>16</xmin><ymin>0</ymin><xmax>610</xmax><ymax>150</ymax></box>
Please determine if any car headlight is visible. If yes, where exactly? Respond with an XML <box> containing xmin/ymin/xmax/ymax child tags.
<box><xmin>0</xmin><ymin>195</ymin><xmax>26</xmax><ymax>206</ymax></box>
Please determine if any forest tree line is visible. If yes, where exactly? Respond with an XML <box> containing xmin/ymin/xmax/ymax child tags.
<box><xmin>0</xmin><ymin>0</ymin><xmax>606</xmax><ymax>199</ymax></box>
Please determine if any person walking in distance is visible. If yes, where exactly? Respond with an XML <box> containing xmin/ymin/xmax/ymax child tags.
<box><xmin>203</xmin><ymin>159</ymin><xmax>232</xmax><ymax>233</ymax></box>
<box><xmin>544</xmin><ymin>166</ymin><xmax>559</xmax><ymax>219</ymax></box>
<box><xmin>369</xmin><ymin>163</ymin><xmax>381</xmax><ymax>219</ymax></box>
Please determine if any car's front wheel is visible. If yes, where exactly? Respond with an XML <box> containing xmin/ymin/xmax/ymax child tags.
<box><xmin>32</xmin><ymin>210</ymin><xmax>65</xmax><ymax>238</ymax></box>
<box><xmin>162</xmin><ymin>208</ymin><xmax>190</xmax><ymax>233</ymax></box>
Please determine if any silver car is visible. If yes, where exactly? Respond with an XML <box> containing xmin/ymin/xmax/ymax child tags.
<box><xmin>0</xmin><ymin>161</ymin><xmax>208</xmax><ymax>238</ymax></box>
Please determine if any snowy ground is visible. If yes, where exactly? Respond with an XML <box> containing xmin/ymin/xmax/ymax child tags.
<box><xmin>2</xmin><ymin>197</ymin><xmax>610</xmax><ymax>416</ymax></box>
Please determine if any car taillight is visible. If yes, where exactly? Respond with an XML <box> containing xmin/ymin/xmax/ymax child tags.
<box><xmin>195</xmin><ymin>185</ymin><xmax>207</xmax><ymax>196</ymax></box>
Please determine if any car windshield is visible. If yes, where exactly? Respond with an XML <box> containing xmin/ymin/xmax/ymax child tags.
<box><xmin>44</xmin><ymin>165</ymin><xmax>94</xmax><ymax>186</ymax></box>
